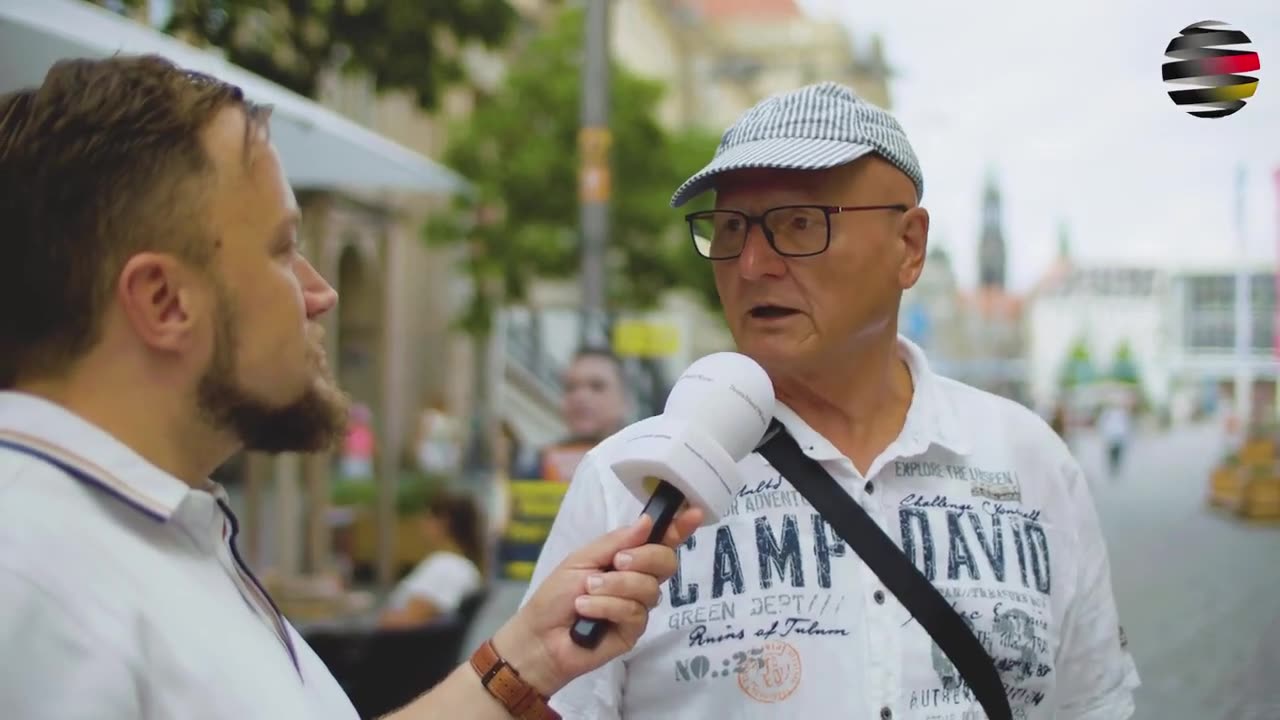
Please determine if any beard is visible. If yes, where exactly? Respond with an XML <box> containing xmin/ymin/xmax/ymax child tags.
<box><xmin>196</xmin><ymin>279</ymin><xmax>350</xmax><ymax>454</ymax></box>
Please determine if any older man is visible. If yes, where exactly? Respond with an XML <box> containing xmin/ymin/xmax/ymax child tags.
<box><xmin>524</xmin><ymin>82</ymin><xmax>1139</xmax><ymax>719</ymax></box>
<box><xmin>0</xmin><ymin>55</ymin><xmax>701</xmax><ymax>720</ymax></box>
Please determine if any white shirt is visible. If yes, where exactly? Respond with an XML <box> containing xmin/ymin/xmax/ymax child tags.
<box><xmin>388</xmin><ymin>550</ymin><xmax>482</xmax><ymax>615</ymax></box>
<box><xmin>0</xmin><ymin>392</ymin><xmax>358</xmax><ymax>720</ymax></box>
<box><xmin>524</xmin><ymin>338</ymin><xmax>1139</xmax><ymax>720</ymax></box>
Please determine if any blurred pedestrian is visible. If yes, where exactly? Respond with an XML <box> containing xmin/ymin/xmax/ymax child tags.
<box><xmin>339</xmin><ymin>402</ymin><xmax>375</xmax><ymax>479</ymax></box>
<box><xmin>1050</xmin><ymin>402</ymin><xmax>1067</xmax><ymax>437</ymax></box>
<box><xmin>1099</xmin><ymin>402</ymin><xmax>1133</xmax><ymax>479</ymax></box>
<box><xmin>413</xmin><ymin>390</ymin><xmax>462</xmax><ymax>478</ymax></box>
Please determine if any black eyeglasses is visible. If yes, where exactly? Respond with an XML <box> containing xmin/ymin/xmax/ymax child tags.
<box><xmin>685</xmin><ymin>204</ymin><xmax>908</xmax><ymax>260</ymax></box>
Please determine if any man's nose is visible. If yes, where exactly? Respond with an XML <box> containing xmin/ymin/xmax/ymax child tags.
<box><xmin>296</xmin><ymin>256</ymin><xmax>338</xmax><ymax>319</ymax></box>
<box><xmin>736</xmin><ymin>224</ymin><xmax>787</xmax><ymax>280</ymax></box>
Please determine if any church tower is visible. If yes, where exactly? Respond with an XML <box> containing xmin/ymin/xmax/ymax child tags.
<box><xmin>978</xmin><ymin>171</ymin><xmax>1007</xmax><ymax>290</ymax></box>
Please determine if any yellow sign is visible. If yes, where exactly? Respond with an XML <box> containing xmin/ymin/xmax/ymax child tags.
<box><xmin>498</xmin><ymin>479</ymin><xmax>571</xmax><ymax>581</ymax></box>
<box><xmin>613</xmin><ymin>320</ymin><xmax>680</xmax><ymax>358</ymax></box>
<box><xmin>578</xmin><ymin>127</ymin><xmax>613</xmax><ymax>203</ymax></box>
<box><xmin>579</xmin><ymin>166</ymin><xmax>611</xmax><ymax>203</ymax></box>
<box><xmin>578</xmin><ymin>127</ymin><xmax>612</xmax><ymax>164</ymax></box>
<box><xmin>508</xmin><ymin>479</ymin><xmax>571</xmax><ymax>517</ymax></box>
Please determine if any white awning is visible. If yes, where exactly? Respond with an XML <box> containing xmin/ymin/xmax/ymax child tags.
<box><xmin>0</xmin><ymin>0</ymin><xmax>470</xmax><ymax>194</ymax></box>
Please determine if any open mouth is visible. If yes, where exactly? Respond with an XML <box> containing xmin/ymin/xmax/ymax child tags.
<box><xmin>749</xmin><ymin>304</ymin><xmax>800</xmax><ymax>320</ymax></box>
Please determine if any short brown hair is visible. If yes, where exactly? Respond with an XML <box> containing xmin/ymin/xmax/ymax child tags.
<box><xmin>0</xmin><ymin>54</ymin><xmax>271</xmax><ymax>387</ymax></box>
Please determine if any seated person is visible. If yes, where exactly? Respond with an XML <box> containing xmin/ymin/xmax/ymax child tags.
<box><xmin>378</xmin><ymin>492</ymin><xmax>484</xmax><ymax>628</ymax></box>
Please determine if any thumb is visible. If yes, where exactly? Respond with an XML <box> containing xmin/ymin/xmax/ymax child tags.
<box><xmin>566</xmin><ymin>514</ymin><xmax>654</xmax><ymax>569</ymax></box>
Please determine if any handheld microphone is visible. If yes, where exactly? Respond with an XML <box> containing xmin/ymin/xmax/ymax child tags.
<box><xmin>569</xmin><ymin>351</ymin><xmax>775</xmax><ymax>648</ymax></box>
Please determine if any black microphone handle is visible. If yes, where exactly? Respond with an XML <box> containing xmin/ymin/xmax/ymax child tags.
<box><xmin>569</xmin><ymin>479</ymin><xmax>687</xmax><ymax>649</ymax></box>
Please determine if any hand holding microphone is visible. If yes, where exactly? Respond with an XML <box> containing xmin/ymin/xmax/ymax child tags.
<box><xmin>569</xmin><ymin>352</ymin><xmax>776</xmax><ymax>649</ymax></box>
<box><xmin>479</xmin><ymin>352</ymin><xmax>773</xmax><ymax>705</ymax></box>
<box><xmin>491</xmin><ymin>510</ymin><xmax>703</xmax><ymax>700</ymax></box>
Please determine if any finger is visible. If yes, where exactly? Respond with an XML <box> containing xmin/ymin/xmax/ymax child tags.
<box><xmin>611</xmin><ymin>543</ymin><xmax>677</xmax><ymax>584</ymax></box>
<box><xmin>661</xmin><ymin>505</ymin><xmax>705</xmax><ymax>548</ymax></box>
<box><xmin>566</xmin><ymin>514</ymin><xmax>655</xmax><ymax>569</ymax></box>
<box><xmin>573</xmin><ymin>595</ymin><xmax>649</xmax><ymax>628</ymax></box>
<box><xmin>584</xmin><ymin>570</ymin><xmax>662</xmax><ymax>609</ymax></box>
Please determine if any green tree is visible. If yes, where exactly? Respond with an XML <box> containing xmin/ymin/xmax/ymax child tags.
<box><xmin>1059</xmin><ymin>337</ymin><xmax>1097</xmax><ymax>390</ymax></box>
<box><xmin>663</xmin><ymin>128</ymin><xmax>725</xmax><ymax>310</ymax></box>
<box><xmin>1109</xmin><ymin>340</ymin><xmax>1140</xmax><ymax>385</ymax></box>
<box><xmin>426</xmin><ymin>5</ymin><xmax>722</xmax><ymax>340</ymax></box>
<box><xmin>103</xmin><ymin>0</ymin><xmax>519</xmax><ymax>108</ymax></box>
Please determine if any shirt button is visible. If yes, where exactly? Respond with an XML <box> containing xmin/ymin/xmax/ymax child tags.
<box><xmin>874</xmin><ymin>590</ymin><xmax>886</xmax><ymax>605</ymax></box>
<box><xmin>864</xmin><ymin>480</ymin><xmax>874</xmax><ymax>494</ymax></box>
<box><xmin>880</xmin><ymin>707</ymin><xmax>893</xmax><ymax>720</ymax></box>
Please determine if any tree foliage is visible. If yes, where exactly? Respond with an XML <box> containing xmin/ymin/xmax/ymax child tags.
<box><xmin>1109</xmin><ymin>340</ymin><xmax>1140</xmax><ymax>385</ymax></box>
<box><xmin>1059</xmin><ymin>337</ymin><xmax>1097</xmax><ymax>389</ymax></box>
<box><xmin>427</xmin><ymin>6</ymin><xmax>723</xmax><ymax>336</ymax></box>
<box><xmin>100</xmin><ymin>0</ymin><xmax>724</xmax><ymax>335</ymax></box>
<box><xmin>106</xmin><ymin>0</ymin><xmax>518</xmax><ymax>108</ymax></box>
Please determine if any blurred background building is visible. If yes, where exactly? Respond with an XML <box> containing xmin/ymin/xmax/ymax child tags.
<box><xmin>901</xmin><ymin>172</ymin><xmax>1029</xmax><ymax>401</ymax></box>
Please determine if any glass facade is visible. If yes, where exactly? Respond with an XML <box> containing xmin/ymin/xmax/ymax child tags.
<box><xmin>1180</xmin><ymin>272</ymin><xmax>1276</xmax><ymax>353</ymax></box>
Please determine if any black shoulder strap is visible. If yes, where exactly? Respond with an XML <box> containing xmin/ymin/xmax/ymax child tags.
<box><xmin>755</xmin><ymin>421</ymin><xmax>1013</xmax><ymax>720</ymax></box>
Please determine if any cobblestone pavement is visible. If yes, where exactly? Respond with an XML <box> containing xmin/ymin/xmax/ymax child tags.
<box><xmin>1071</xmin><ymin>424</ymin><xmax>1280</xmax><ymax>720</ymax></box>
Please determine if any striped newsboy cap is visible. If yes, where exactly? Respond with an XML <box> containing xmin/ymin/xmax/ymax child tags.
<box><xmin>670</xmin><ymin>81</ymin><xmax>923</xmax><ymax>207</ymax></box>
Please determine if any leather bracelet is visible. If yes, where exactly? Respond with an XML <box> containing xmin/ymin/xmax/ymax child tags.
<box><xmin>469</xmin><ymin>639</ymin><xmax>560</xmax><ymax>720</ymax></box>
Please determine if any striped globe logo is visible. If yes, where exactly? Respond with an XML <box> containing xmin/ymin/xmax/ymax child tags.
<box><xmin>1162</xmin><ymin>20</ymin><xmax>1260</xmax><ymax>118</ymax></box>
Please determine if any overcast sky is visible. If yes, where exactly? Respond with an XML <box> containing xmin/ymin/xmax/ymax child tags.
<box><xmin>797</xmin><ymin>0</ymin><xmax>1280</xmax><ymax>292</ymax></box>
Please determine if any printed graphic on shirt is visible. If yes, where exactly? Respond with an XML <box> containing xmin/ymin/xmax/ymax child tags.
<box><xmin>670</xmin><ymin>639</ymin><xmax>805</xmax><ymax>706</ymax></box>
<box><xmin>738</xmin><ymin>640</ymin><xmax>803</xmax><ymax>702</ymax></box>
<box><xmin>897</xmin><ymin>488</ymin><xmax>1056</xmax><ymax>719</ymax></box>
<box><xmin>897</xmin><ymin>495</ymin><xmax>1052</xmax><ymax>595</ymax></box>
<box><xmin>657</xmin><ymin>477</ymin><xmax>850</xmax><ymax>703</ymax></box>
<box><xmin>640</xmin><ymin>458</ymin><xmax>1059</xmax><ymax>712</ymax></box>
<box><xmin>893</xmin><ymin>460</ymin><xmax>1023</xmax><ymax>502</ymax></box>
<box><xmin>644</xmin><ymin>461</ymin><xmax>1059</xmax><ymax>715</ymax></box>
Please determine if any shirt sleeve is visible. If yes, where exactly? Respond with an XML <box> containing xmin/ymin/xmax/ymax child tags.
<box><xmin>396</xmin><ymin>553</ymin><xmax>482</xmax><ymax>615</ymax></box>
<box><xmin>520</xmin><ymin>451</ymin><xmax>627</xmax><ymax>719</ymax></box>
<box><xmin>1053</xmin><ymin>458</ymin><xmax>1141</xmax><ymax>719</ymax></box>
<box><xmin>0</xmin><ymin>568</ymin><xmax>143</xmax><ymax>719</ymax></box>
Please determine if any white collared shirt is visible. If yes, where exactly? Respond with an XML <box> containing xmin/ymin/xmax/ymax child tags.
<box><xmin>0</xmin><ymin>392</ymin><xmax>358</xmax><ymax>720</ymax></box>
<box><xmin>524</xmin><ymin>338</ymin><xmax>1140</xmax><ymax>719</ymax></box>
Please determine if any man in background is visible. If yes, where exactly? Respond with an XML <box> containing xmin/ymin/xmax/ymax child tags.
<box><xmin>497</xmin><ymin>347</ymin><xmax>632</xmax><ymax>583</ymax></box>
<box><xmin>513</xmin><ymin>346</ymin><xmax>630</xmax><ymax>482</ymax></box>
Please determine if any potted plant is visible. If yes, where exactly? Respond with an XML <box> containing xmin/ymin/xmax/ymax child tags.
<box><xmin>1209</xmin><ymin>452</ymin><xmax>1245</xmax><ymax>508</ymax></box>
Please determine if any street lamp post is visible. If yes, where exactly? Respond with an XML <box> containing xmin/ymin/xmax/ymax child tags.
<box><xmin>579</xmin><ymin>0</ymin><xmax>611</xmax><ymax>349</ymax></box>
<box><xmin>1234</xmin><ymin>166</ymin><xmax>1253</xmax><ymax>432</ymax></box>
<box><xmin>1273</xmin><ymin>168</ymin><xmax>1280</xmax><ymax>422</ymax></box>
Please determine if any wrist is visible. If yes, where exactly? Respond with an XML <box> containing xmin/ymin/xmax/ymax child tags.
<box><xmin>491</xmin><ymin>617</ymin><xmax>562</xmax><ymax>696</ymax></box>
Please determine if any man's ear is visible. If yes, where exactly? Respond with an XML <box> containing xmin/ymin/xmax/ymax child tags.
<box><xmin>116</xmin><ymin>252</ymin><xmax>203</xmax><ymax>353</ymax></box>
<box><xmin>897</xmin><ymin>206</ymin><xmax>930</xmax><ymax>290</ymax></box>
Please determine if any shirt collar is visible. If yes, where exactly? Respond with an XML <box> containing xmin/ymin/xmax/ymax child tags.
<box><xmin>772</xmin><ymin>335</ymin><xmax>972</xmax><ymax>462</ymax></box>
<box><xmin>895</xmin><ymin>335</ymin><xmax>971</xmax><ymax>457</ymax></box>
<box><xmin>0</xmin><ymin>391</ymin><xmax>194</xmax><ymax>521</ymax></box>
